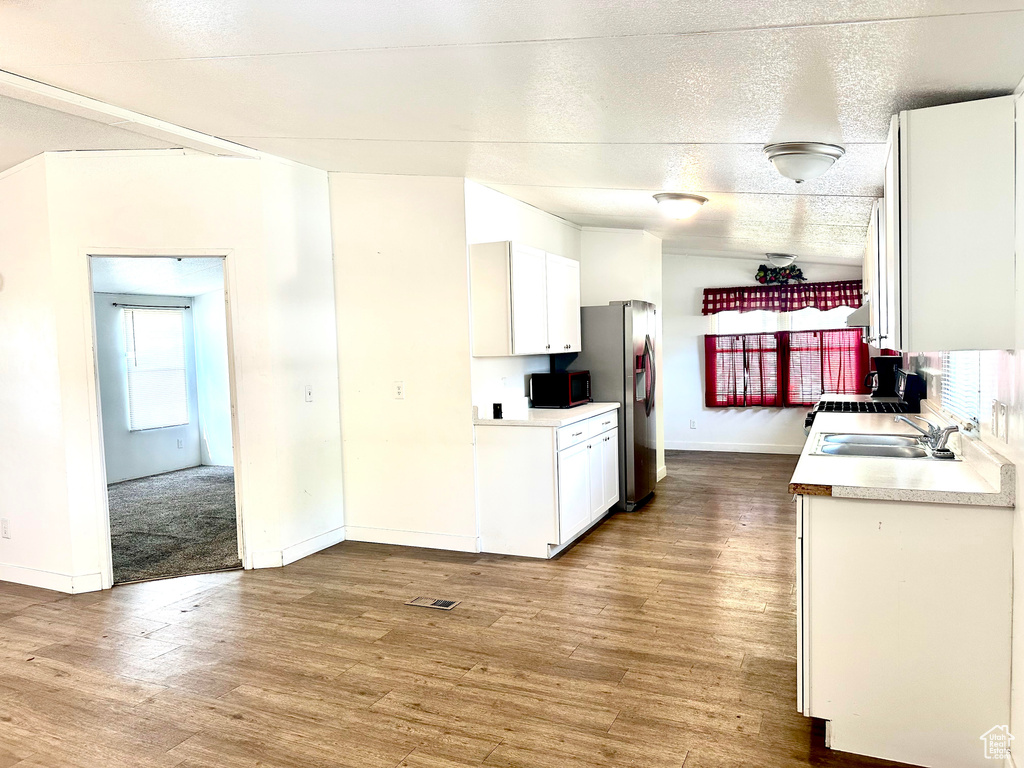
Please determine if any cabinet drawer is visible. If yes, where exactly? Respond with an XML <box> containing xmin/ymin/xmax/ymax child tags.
<box><xmin>591</xmin><ymin>411</ymin><xmax>618</xmax><ymax>436</ymax></box>
<box><xmin>556</xmin><ymin>421</ymin><xmax>591</xmax><ymax>451</ymax></box>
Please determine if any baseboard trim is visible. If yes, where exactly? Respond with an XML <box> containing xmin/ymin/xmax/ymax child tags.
<box><xmin>0</xmin><ymin>563</ymin><xmax>104</xmax><ymax>595</ymax></box>
<box><xmin>345</xmin><ymin>526</ymin><xmax>478</xmax><ymax>553</ymax></box>
<box><xmin>281</xmin><ymin>525</ymin><xmax>347</xmax><ymax>567</ymax></box>
<box><xmin>665</xmin><ymin>441</ymin><xmax>803</xmax><ymax>455</ymax></box>
<box><xmin>248</xmin><ymin>550</ymin><xmax>283</xmax><ymax>569</ymax></box>
<box><xmin>657</xmin><ymin>465</ymin><xmax>667</xmax><ymax>481</ymax></box>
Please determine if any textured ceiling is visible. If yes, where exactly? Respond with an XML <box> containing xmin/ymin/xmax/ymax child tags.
<box><xmin>3</xmin><ymin>1</ymin><xmax>1024</xmax><ymax>263</ymax></box>
<box><xmin>0</xmin><ymin>94</ymin><xmax>178</xmax><ymax>174</ymax></box>
<box><xmin>91</xmin><ymin>257</ymin><xmax>225</xmax><ymax>297</ymax></box>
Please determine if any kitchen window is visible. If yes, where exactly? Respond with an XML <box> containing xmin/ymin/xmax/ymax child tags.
<box><xmin>940</xmin><ymin>350</ymin><xmax>981</xmax><ymax>424</ymax></box>
<box><xmin>123</xmin><ymin>308</ymin><xmax>190</xmax><ymax>431</ymax></box>
<box><xmin>705</xmin><ymin>329</ymin><xmax>869</xmax><ymax>408</ymax></box>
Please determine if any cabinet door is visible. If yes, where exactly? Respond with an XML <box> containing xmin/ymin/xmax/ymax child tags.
<box><xmin>587</xmin><ymin>439</ymin><xmax>603</xmax><ymax>521</ymax></box>
<box><xmin>510</xmin><ymin>244</ymin><xmax>549</xmax><ymax>355</ymax></box>
<box><xmin>600</xmin><ymin>428</ymin><xmax>619</xmax><ymax>509</ymax></box>
<box><xmin>557</xmin><ymin>440</ymin><xmax>590</xmax><ymax>544</ymax></box>
<box><xmin>882</xmin><ymin>115</ymin><xmax>902</xmax><ymax>350</ymax></box>
<box><xmin>544</xmin><ymin>254</ymin><xmax>582</xmax><ymax>353</ymax></box>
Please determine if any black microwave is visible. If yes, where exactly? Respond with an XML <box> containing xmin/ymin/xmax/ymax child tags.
<box><xmin>529</xmin><ymin>371</ymin><xmax>591</xmax><ymax>409</ymax></box>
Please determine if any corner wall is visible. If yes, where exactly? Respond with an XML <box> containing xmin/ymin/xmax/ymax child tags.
<box><xmin>0</xmin><ymin>150</ymin><xmax>345</xmax><ymax>593</ymax></box>
<box><xmin>662</xmin><ymin>254</ymin><xmax>862</xmax><ymax>454</ymax></box>
<box><xmin>0</xmin><ymin>157</ymin><xmax>77</xmax><ymax>591</ymax></box>
<box><xmin>193</xmin><ymin>288</ymin><xmax>233</xmax><ymax>467</ymax></box>
<box><xmin>330</xmin><ymin>173</ymin><xmax>478</xmax><ymax>552</ymax></box>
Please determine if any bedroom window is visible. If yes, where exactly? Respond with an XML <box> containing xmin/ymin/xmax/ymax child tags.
<box><xmin>123</xmin><ymin>308</ymin><xmax>189</xmax><ymax>431</ymax></box>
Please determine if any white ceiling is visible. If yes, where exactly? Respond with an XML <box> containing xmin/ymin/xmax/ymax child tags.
<box><xmin>91</xmin><ymin>257</ymin><xmax>225</xmax><ymax>297</ymax></box>
<box><xmin>0</xmin><ymin>94</ymin><xmax>179</xmax><ymax>173</ymax></box>
<box><xmin>3</xmin><ymin>1</ymin><xmax>1024</xmax><ymax>263</ymax></box>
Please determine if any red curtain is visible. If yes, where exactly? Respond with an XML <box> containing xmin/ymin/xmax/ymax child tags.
<box><xmin>704</xmin><ymin>333</ymin><xmax>782</xmax><ymax>407</ymax></box>
<box><xmin>702</xmin><ymin>280</ymin><xmax>863</xmax><ymax>315</ymax></box>
<box><xmin>706</xmin><ymin>329</ymin><xmax>869</xmax><ymax>408</ymax></box>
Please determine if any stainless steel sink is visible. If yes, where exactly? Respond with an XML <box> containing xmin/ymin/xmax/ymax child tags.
<box><xmin>819</xmin><ymin>443</ymin><xmax>929</xmax><ymax>459</ymax></box>
<box><xmin>822</xmin><ymin>434</ymin><xmax>922</xmax><ymax>447</ymax></box>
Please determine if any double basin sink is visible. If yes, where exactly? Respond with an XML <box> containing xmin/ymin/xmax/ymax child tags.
<box><xmin>813</xmin><ymin>433</ymin><xmax>955</xmax><ymax>460</ymax></box>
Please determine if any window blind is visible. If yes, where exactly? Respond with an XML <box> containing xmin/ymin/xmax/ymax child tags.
<box><xmin>941</xmin><ymin>351</ymin><xmax>981</xmax><ymax>422</ymax></box>
<box><xmin>123</xmin><ymin>308</ymin><xmax>189</xmax><ymax>431</ymax></box>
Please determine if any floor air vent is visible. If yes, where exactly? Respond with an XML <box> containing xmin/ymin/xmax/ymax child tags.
<box><xmin>405</xmin><ymin>597</ymin><xmax>460</xmax><ymax>611</ymax></box>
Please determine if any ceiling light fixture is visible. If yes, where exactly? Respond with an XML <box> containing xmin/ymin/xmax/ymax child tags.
<box><xmin>763</xmin><ymin>142</ymin><xmax>845</xmax><ymax>183</ymax></box>
<box><xmin>653</xmin><ymin>192</ymin><xmax>709</xmax><ymax>219</ymax></box>
<box><xmin>766</xmin><ymin>252</ymin><xmax>797</xmax><ymax>267</ymax></box>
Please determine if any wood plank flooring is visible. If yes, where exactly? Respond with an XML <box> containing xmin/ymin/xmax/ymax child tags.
<box><xmin>0</xmin><ymin>451</ymin><xmax>914</xmax><ymax>768</ymax></box>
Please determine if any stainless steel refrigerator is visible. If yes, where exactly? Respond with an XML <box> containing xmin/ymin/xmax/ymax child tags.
<box><xmin>571</xmin><ymin>301</ymin><xmax>657</xmax><ymax>511</ymax></box>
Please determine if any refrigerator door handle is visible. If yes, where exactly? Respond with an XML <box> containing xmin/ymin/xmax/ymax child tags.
<box><xmin>643</xmin><ymin>334</ymin><xmax>655</xmax><ymax>417</ymax></box>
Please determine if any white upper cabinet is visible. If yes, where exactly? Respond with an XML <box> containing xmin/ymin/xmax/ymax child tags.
<box><xmin>509</xmin><ymin>244</ymin><xmax>549</xmax><ymax>355</ymax></box>
<box><xmin>882</xmin><ymin>96</ymin><xmax>1015</xmax><ymax>352</ymax></box>
<box><xmin>544</xmin><ymin>253</ymin><xmax>582</xmax><ymax>353</ymax></box>
<box><xmin>469</xmin><ymin>241</ymin><xmax>583</xmax><ymax>357</ymax></box>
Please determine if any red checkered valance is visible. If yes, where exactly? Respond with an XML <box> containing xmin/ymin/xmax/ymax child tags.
<box><xmin>701</xmin><ymin>280</ymin><xmax>863</xmax><ymax>315</ymax></box>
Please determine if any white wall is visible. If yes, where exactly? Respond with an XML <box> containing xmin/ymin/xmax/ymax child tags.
<box><xmin>193</xmin><ymin>288</ymin><xmax>233</xmax><ymax>467</ymax></box>
<box><xmin>0</xmin><ymin>156</ymin><xmax>78</xmax><ymax>592</ymax></box>
<box><xmin>331</xmin><ymin>173</ymin><xmax>478</xmax><ymax>552</ymax></box>
<box><xmin>465</xmin><ymin>181</ymin><xmax>583</xmax><ymax>415</ymax></box>
<box><xmin>579</xmin><ymin>227</ymin><xmax>665</xmax><ymax>475</ymax></box>
<box><xmin>93</xmin><ymin>292</ymin><xmax>202</xmax><ymax>482</ymax></box>
<box><xmin>663</xmin><ymin>254</ymin><xmax>862</xmax><ymax>454</ymax></box>
<box><xmin>0</xmin><ymin>149</ymin><xmax>345</xmax><ymax>593</ymax></box>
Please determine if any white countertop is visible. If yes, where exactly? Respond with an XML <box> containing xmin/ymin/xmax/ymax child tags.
<box><xmin>790</xmin><ymin>410</ymin><xmax>1014</xmax><ymax>507</ymax></box>
<box><xmin>473</xmin><ymin>401</ymin><xmax>620</xmax><ymax>428</ymax></box>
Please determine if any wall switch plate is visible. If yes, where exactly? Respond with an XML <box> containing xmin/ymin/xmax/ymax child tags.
<box><xmin>304</xmin><ymin>385</ymin><xmax>313</xmax><ymax>403</ymax></box>
<box><xmin>992</xmin><ymin>400</ymin><xmax>1000</xmax><ymax>437</ymax></box>
<box><xmin>177</xmin><ymin>439</ymin><xmax>184</xmax><ymax>449</ymax></box>
<box><xmin>394</xmin><ymin>381</ymin><xmax>405</xmax><ymax>400</ymax></box>
<box><xmin>999</xmin><ymin>402</ymin><xmax>1009</xmax><ymax>443</ymax></box>
<box><xmin>689</xmin><ymin>420</ymin><xmax>697</xmax><ymax>429</ymax></box>
<box><xmin>1</xmin><ymin>519</ymin><xmax>9</xmax><ymax>539</ymax></box>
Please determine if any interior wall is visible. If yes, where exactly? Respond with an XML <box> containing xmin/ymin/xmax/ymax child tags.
<box><xmin>465</xmin><ymin>180</ymin><xmax>582</xmax><ymax>414</ymax></box>
<box><xmin>662</xmin><ymin>254</ymin><xmax>863</xmax><ymax>454</ymax></box>
<box><xmin>192</xmin><ymin>287</ymin><xmax>233</xmax><ymax>467</ymax></box>
<box><xmin>579</xmin><ymin>227</ymin><xmax>665</xmax><ymax>475</ymax></box>
<box><xmin>331</xmin><ymin>173</ymin><xmax>478</xmax><ymax>551</ymax></box>
<box><xmin>0</xmin><ymin>156</ymin><xmax>78</xmax><ymax>591</ymax></box>
<box><xmin>93</xmin><ymin>292</ymin><xmax>202</xmax><ymax>482</ymax></box>
<box><xmin>0</xmin><ymin>149</ymin><xmax>345</xmax><ymax>593</ymax></box>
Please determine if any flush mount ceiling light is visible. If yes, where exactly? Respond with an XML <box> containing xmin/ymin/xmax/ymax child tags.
<box><xmin>763</xmin><ymin>142</ymin><xmax>845</xmax><ymax>183</ymax></box>
<box><xmin>653</xmin><ymin>192</ymin><xmax>709</xmax><ymax>219</ymax></box>
<box><xmin>766</xmin><ymin>252</ymin><xmax>797</xmax><ymax>267</ymax></box>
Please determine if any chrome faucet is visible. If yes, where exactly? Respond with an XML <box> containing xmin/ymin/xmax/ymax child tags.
<box><xmin>894</xmin><ymin>415</ymin><xmax>959</xmax><ymax>450</ymax></box>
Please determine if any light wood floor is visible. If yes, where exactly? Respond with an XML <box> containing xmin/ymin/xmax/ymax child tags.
<box><xmin>0</xmin><ymin>451</ymin><xmax>913</xmax><ymax>768</ymax></box>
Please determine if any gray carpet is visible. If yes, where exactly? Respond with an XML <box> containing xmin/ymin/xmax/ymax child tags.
<box><xmin>107</xmin><ymin>465</ymin><xmax>242</xmax><ymax>584</ymax></box>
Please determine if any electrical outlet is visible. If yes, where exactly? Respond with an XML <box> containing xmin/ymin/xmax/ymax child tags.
<box><xmin>1</xmin><ymin>519</ymin><xmax>9</xmax><ymax>539</ymax></box>
<box><xmin>304</xmin><ymin>385</ymin><xmax>313</xmax><ymax>403</ymax></box>
<box><xmin>992</xmin><ymin>400</ymin><xmax>1000</xmax><ymax>437</ymax></box>
<box><xmin>176</xmin><ymin>439</ymin><xmax>184</xmax><ymax>449</ymax></box>
<box><xmin>689</xmin><ymin>420</ymin><xmax>697</xmax><ymax>429</ymax></box>
<box><xmin>394</xmin><ymin>381</ymin><xmax>405</xmax><ymax>400</ymax></box>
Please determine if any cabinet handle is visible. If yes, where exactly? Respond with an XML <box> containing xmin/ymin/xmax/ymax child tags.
<box><xmin>572</xmin><ymin>431</ymin><xmax>582</xmax><ymax>437</ymax></box>
<box><xmin>601</xmin><ymin>420</ymin><xmax>611</xmax><ymax>426</ymax></box>
<box><xmin>545</xmin><ymin>344</ymin><xmax>550</xmax><ymax>349</ymax></box>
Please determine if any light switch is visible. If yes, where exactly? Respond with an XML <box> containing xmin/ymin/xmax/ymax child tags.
<box><xmin>1</xmin><ymin>519</ymin><xmax>9</xmax><ymax>539</ymax></box>
<box><xmin>304</xmin><ymin>385</ymin><xmax>313</xmax><ymax>403</ymax></box>
<box><xmin>177</xmin><ymin>439</ymin><xmax>184</xmax><ymax>449</ymax></box>
<box><xmin>999</xmin><ymin>402</ymin><xmax>1009</xmax><ymax>443</ymax></box>
<box><xmin>394</xmin><ymin>381</ymin><xmax>405</xmax><ymax>400</ymax></box>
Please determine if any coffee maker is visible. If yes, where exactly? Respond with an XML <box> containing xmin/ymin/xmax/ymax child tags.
<box><xmin>864</xmin><ymin>355</ymin><xmax>901</xmax><ymax>398</ymax></box>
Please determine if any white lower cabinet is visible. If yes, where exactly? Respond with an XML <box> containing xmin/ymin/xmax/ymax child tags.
<box><xmin>476</xmin><ymin>408</ymin><xmax>621</xmax><ymax>558</ymax></box>
<box><xmin>796</xmin><ymin>493</ymin><xmax>1011</xmax><ymax>768</ymax></box>
<box><xmin>557</xmin><ymin>440</ymin><xmax>591</xmax><ymax>543</ymax></box>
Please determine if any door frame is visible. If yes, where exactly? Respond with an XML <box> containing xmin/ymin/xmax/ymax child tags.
<box><xmin>85</xmin><ymin>248</ymin><xmax>245</xmax><ymax>588</ymax></box>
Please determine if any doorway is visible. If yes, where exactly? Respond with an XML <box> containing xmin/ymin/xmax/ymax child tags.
<box><xmin>90</xmin><ymin>256</ymin><xmax>241</xmax><ymax>584</ymax></box>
